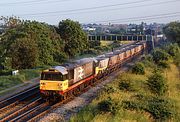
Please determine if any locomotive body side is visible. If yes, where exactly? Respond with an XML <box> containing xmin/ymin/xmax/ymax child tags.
<box><xmin>40</xmin><ymin>58</ymin><xmax>97</xmax><ymax>99</ymax></box>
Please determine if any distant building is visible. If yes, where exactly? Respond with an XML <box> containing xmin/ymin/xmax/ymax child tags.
<box><xmin>83</xmin><ymin>27</ymin><xmax>96</xmax><ymax>31</ymax></box>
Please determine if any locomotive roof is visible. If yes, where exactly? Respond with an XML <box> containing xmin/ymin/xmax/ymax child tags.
<box><xmin>60</xmin><ymin>58</ymin><xmax>97</xmax><ymax>70</ymax></box>
<box><xmin>52</xmin><ymin>66</ymin><xmax>68</xmax><ymax>75</ymax></box>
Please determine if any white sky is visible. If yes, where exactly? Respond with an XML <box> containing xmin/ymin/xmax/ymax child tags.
<box><xmin>0</xmin><ymin>0</ymin><xmax>180</xmax><ymax>25</ymax></box>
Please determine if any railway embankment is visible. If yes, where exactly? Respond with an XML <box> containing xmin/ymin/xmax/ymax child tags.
<box><xmin>68</xmin><ymin>43</ymin><xmax>180</xmax><ymax>122</ymax></box>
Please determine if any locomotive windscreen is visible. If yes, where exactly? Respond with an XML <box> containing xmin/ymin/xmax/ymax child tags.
<box><xmin>41</xmin><ymin>73</ymin><xmax>67</xmax><ymax>81</ymax></box>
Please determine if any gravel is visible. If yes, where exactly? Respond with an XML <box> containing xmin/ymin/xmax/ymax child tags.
<box><xmin>39</xmin><ymin>66</ymin><xmax>129</xmax><ymax>122</ymax></box>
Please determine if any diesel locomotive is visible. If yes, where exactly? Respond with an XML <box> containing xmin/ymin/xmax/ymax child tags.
<box><xmin>40</xmin><ymin>41</ymin><xmax>146</xmax><ymax>101</ymax></box>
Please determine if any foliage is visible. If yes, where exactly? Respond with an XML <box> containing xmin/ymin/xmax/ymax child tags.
<box><xmin>19</xmin><ymin>69</ymin><xmax>40</xmax><ymax>80</ymax></box>
<box><xmin>122</xmin><ymin>100</ymin><xmax>142</xmax><ymax>110</ymax></box>
<box><xmin>122</xmin><ymin>97</ymin><xmax>175</xmax><ymax>121</ymax></box>
<box><xmin>89</xmin><ymin>40</ymin><xmax>100</xmax><ymax>48</ymax></box>
<box><xmin>70</xmin><ymin>62</ymin><xmax>180</xmax><ymax>122</ymax></box>
<box><xmin>0</xmin><ymin>69</ymin><xmax>12</xmax><ymax>76</ymax></box>
<box><xmin>174</xmin><ymin>52</ymin><xmax>180</xmax><ymax>67</ymax></box>
<box><xmin>0</xmin><ymin>76</ymin><xmax>23</xmax><ymax>91</ymax></box>
<box><xmin>104</xmin><ymin>85</ymin><xmax>118</xmax><ymax>94</ymax></box>
<box><xmin>163</xmin><ymin>21</ymin><xmax>180</xmax><ymax>45</ymax></box>
<box><xmin>0</xmin><ymin>16</ymin><xmax>22</xmax><ymax>29</ymax></box>
<box><xmin>10</xmin><ymin>38</ymin><xmax>38</xmax><ymax>69</ymax></box>
<box><xmin>132</xmin><ymin>62</ymin><xmax>145</xmax><ymax>75</ymax></box>
<box><xmin>141</xmin><ymin>55</ymin><xmax>155</xmax><ymax>68</ymax></box>
<box><xmin>70</xmin><ymin>106</ymin><xmax>97</xmax><ymax>122</ymax></box>
<box><xmin>58</xmin><ymin>19</ymin><xmax>89</xmax><ymax>57</ymax></box>
<box><xmin>97</xmin><ymin>98</ymin><xmax>118</xmax><ymax>114</ymax></box>
<box><xmin>81</xmin><ymin>48</ymin><xmax>99</xmax><ymax>55</ymax></box>
<box><xmin>0</xmin><ymin>68</ymin><xmax>41</xmax><ymax>91</ymax></box>
<box><xmin>147</xmin><ymin>72</ymin><xmax>168</xmax><ymax>96</ymax></box>
<box><xmin>157</xmin><ymin>60</ymin><xmax>170</xmax><ymax>69</ymax></box>
<box><xmin>165</xmin><ymin>43</ymin><xmax>180</xmax><ymax>57</ymax></box>
<box><xmin>151</xmin><ymin>49</ymin><xmax>169</xmax><ymax>63</ymax></box>
<box><xmin>94</xmin><ymin>45</ymin><xmax>111</xmax><ymax>52</ymax></box>
<box><xmin>146</xmin><ymin>97</ymin><xmax>175</xmax><ymax>120</ymax></box>
<box><xmin>119</xmin><ymin>80</ymin><xmax>135</xmax><ymax>92</ymax></box>
<box><xmin>0</xmin><ymin>20</ymin><xmax>65</xmax><ymax>69</ymax></box>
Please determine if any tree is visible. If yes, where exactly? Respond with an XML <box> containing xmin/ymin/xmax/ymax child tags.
<box><xmin>0</xmin><ymin>20</ymin><xmax>66</xmax><ymax>69</ymax></box>
<box><xmin>0</xmin><ymin>16</ymin><xmax>21</xmax><ymax>29</ymax></box>
<box><xmin>10</xmin><ymin>38</ymin><xmax>38</xmax><ymax>69</ymax></box>
<box><xmin>58</xmin><ymin>19</ymin><xmax>89</xmax><ymax>57</ymax></box>
<box><xmin>163</xmin><ymin>22</ymin><xmax>180</xmax><ymax>45</ymax></box>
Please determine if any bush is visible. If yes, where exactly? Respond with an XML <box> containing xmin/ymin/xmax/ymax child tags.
<box><xmin>122</xmin><ymin>100</ymin><xmax>142</xmax><ymax>110</ymax></box>
<box><xmin>20</xmin><ymin>69</ymin><xmax>40</xmax><ymax>81</ymax></box>
<box><xmin>97</xmin><ymin>98</ymin><xmax>118</xmax><ymax>114</ymax></box>
<box><xmin>82</xmin><ymin>48</ymin><xmax>99</xmax><ymax>55</ymax></box>
<box><xmin>0</xmin><ymin>70</ymin><xmax>12</xmax><ymax>76</ymax></box>
<box><xmin>0</xmin><ymin>75</ymin><xmax>23</xmax><ymax>91</ymax></box>
<box><xmin>141</xmin><ymin>55</ymin><xmax>155</xmax><ymax>67</ymax></box>
<box><xmin>94</xmin><ymin>45</ymin><xmax>111</xmax><ymax>52</ymax></box>
<box><xmin>104</xmin><ymin>85</ymin><xmax>117</xmax><ymax>94</ymax></box>
<box><xmin>173</xmin><ymin>50</ymin><xmax>180</xmax><ymax>67</ymax></box>
<box><xmin>157</xmin><ymin>61</ymin><xmax>170</xmax><ymax>69</ymax></box>
<box><xmin>119</xmin><ymin>79</ymin><xmax>135</xmax><ymax>92</ymax></box>
<box><xmin>89</xmin><ymin>40</ymin><xmax>100</xmax><ymax>48</ymax></box>
<box><xmin>132</xmin><ymin>62</ymin><xmax>145</xmax><ymax>75</ymax></box>
<box><xmin>122</xmin><ymin>96</ymin><xmax>175</xmax><ymax>121</ymax></box>
<box><xmin>147</xmin><ymin>72</ymin><xmax>168</xmax><ymax>96</ymax></box>
<box><xmin>146</xmin><ymin>97</ymin><xmax>175</xmax><ymax>121</ymax></box>
<box><xmin>165</xmin><ymin>43</ymin><xmax>180</xmax><ymax>57</ymax></box>
<box><xmin>152</xmin><ymin>49</ymin><xmax>169</xmax><ymax>63</ymax></box>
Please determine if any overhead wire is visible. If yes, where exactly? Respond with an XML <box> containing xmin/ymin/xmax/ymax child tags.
<box><xmin>0</xmin><ymin>0</ymin><xmax>69</xmax><ymax>5</ymax></box>
<box><xmin>19</xmin><ymin>0</ymin><xmax>180</xmax><ymax>17</ymax></box>
<box><xmin>16</xmin><ymin>0</ymin><xmax>156</xmax><ymax>16</ymax></box>
<box><xmin>91</xmin><ymin>12</ymin><xmax>180</xmax><ymax>23</ymax></box>
<box><xmin>1</xmin><ymin>0</ymin><xmax>179</xmax><ymax>23</ymax></box>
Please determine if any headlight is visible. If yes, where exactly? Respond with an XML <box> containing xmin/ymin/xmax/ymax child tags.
<box><xmin>58</xmin><ymin>83</ymin><xmax>62</xmax><ymax>88</ymax></box>
<box><xmin>41</xmin><ymin>83</ymin><xmax>46</xmax><ymax>86</ymax></box>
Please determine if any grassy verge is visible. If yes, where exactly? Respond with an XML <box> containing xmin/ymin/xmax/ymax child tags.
<box><xmin>0</xmin><ymin>67</ymin><xmax>48</xmax><ymax>92</ymax></box>
<box><xmin>70</xmin><ymin>63</ymin><xmax>180</xmax><ymax>122</ymax></box>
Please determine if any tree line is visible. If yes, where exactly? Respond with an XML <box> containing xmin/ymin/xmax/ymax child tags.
<box><xmin>0</xmin><ymin>17</ymin><xmax>88</xmax><ymax>69</ymax></box>
<box><xmin>0</xmin><ymin>17</ymin><xmax>179</xmax><ymax>70</ymax></box>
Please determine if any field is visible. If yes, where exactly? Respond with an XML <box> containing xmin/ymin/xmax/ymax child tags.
<box><xmin>70</xmin><ymin>61</ymin><xmax>180</xmax><ymax>122</ymax></box>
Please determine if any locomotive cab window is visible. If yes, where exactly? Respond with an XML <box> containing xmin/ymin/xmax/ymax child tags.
<box><xmin>41</xmin><ymin>73</ymin><xmax>67</xmax><ymax>81</ymax></box>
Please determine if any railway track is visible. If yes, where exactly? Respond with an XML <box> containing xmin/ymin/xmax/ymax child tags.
<box><xmin>0</xmin><ymin>86</ymin><xmax>39</xmax><ymax>109</ymax></box>
<box><xmin>0</xmin><ymin>86</ymin><xmax>40</xmax><ymax>121</ymax></box>
<box><xmin>0</xmin><ymin>42</ymin><xmax>145</xmax><ymax>122</ymax></box>
<box><xmin>1</xmin><ymin>54</ymin><xmax>142</xmax><ymax>122</ymax></box>
<box><xmin>29</xmin><ymin>55</ymin><xmax>141</xmax><ymax>122</ymax></box>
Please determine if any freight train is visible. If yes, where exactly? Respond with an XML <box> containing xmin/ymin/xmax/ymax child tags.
<box><xmin>40</xmin><ymin>41</ymin><xmax>147</xmax><ymax>101</ymax></box>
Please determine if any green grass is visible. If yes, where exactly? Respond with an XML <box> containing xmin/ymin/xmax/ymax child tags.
<box><xmin>0</xmin><ymin>68</ymin><xmax>46</xmax><ymax>92</ymax></box>
<box><xmin>69</xmin><ymin>61</ymin><xmax>180</xmax><ymax>122</ymax></box>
